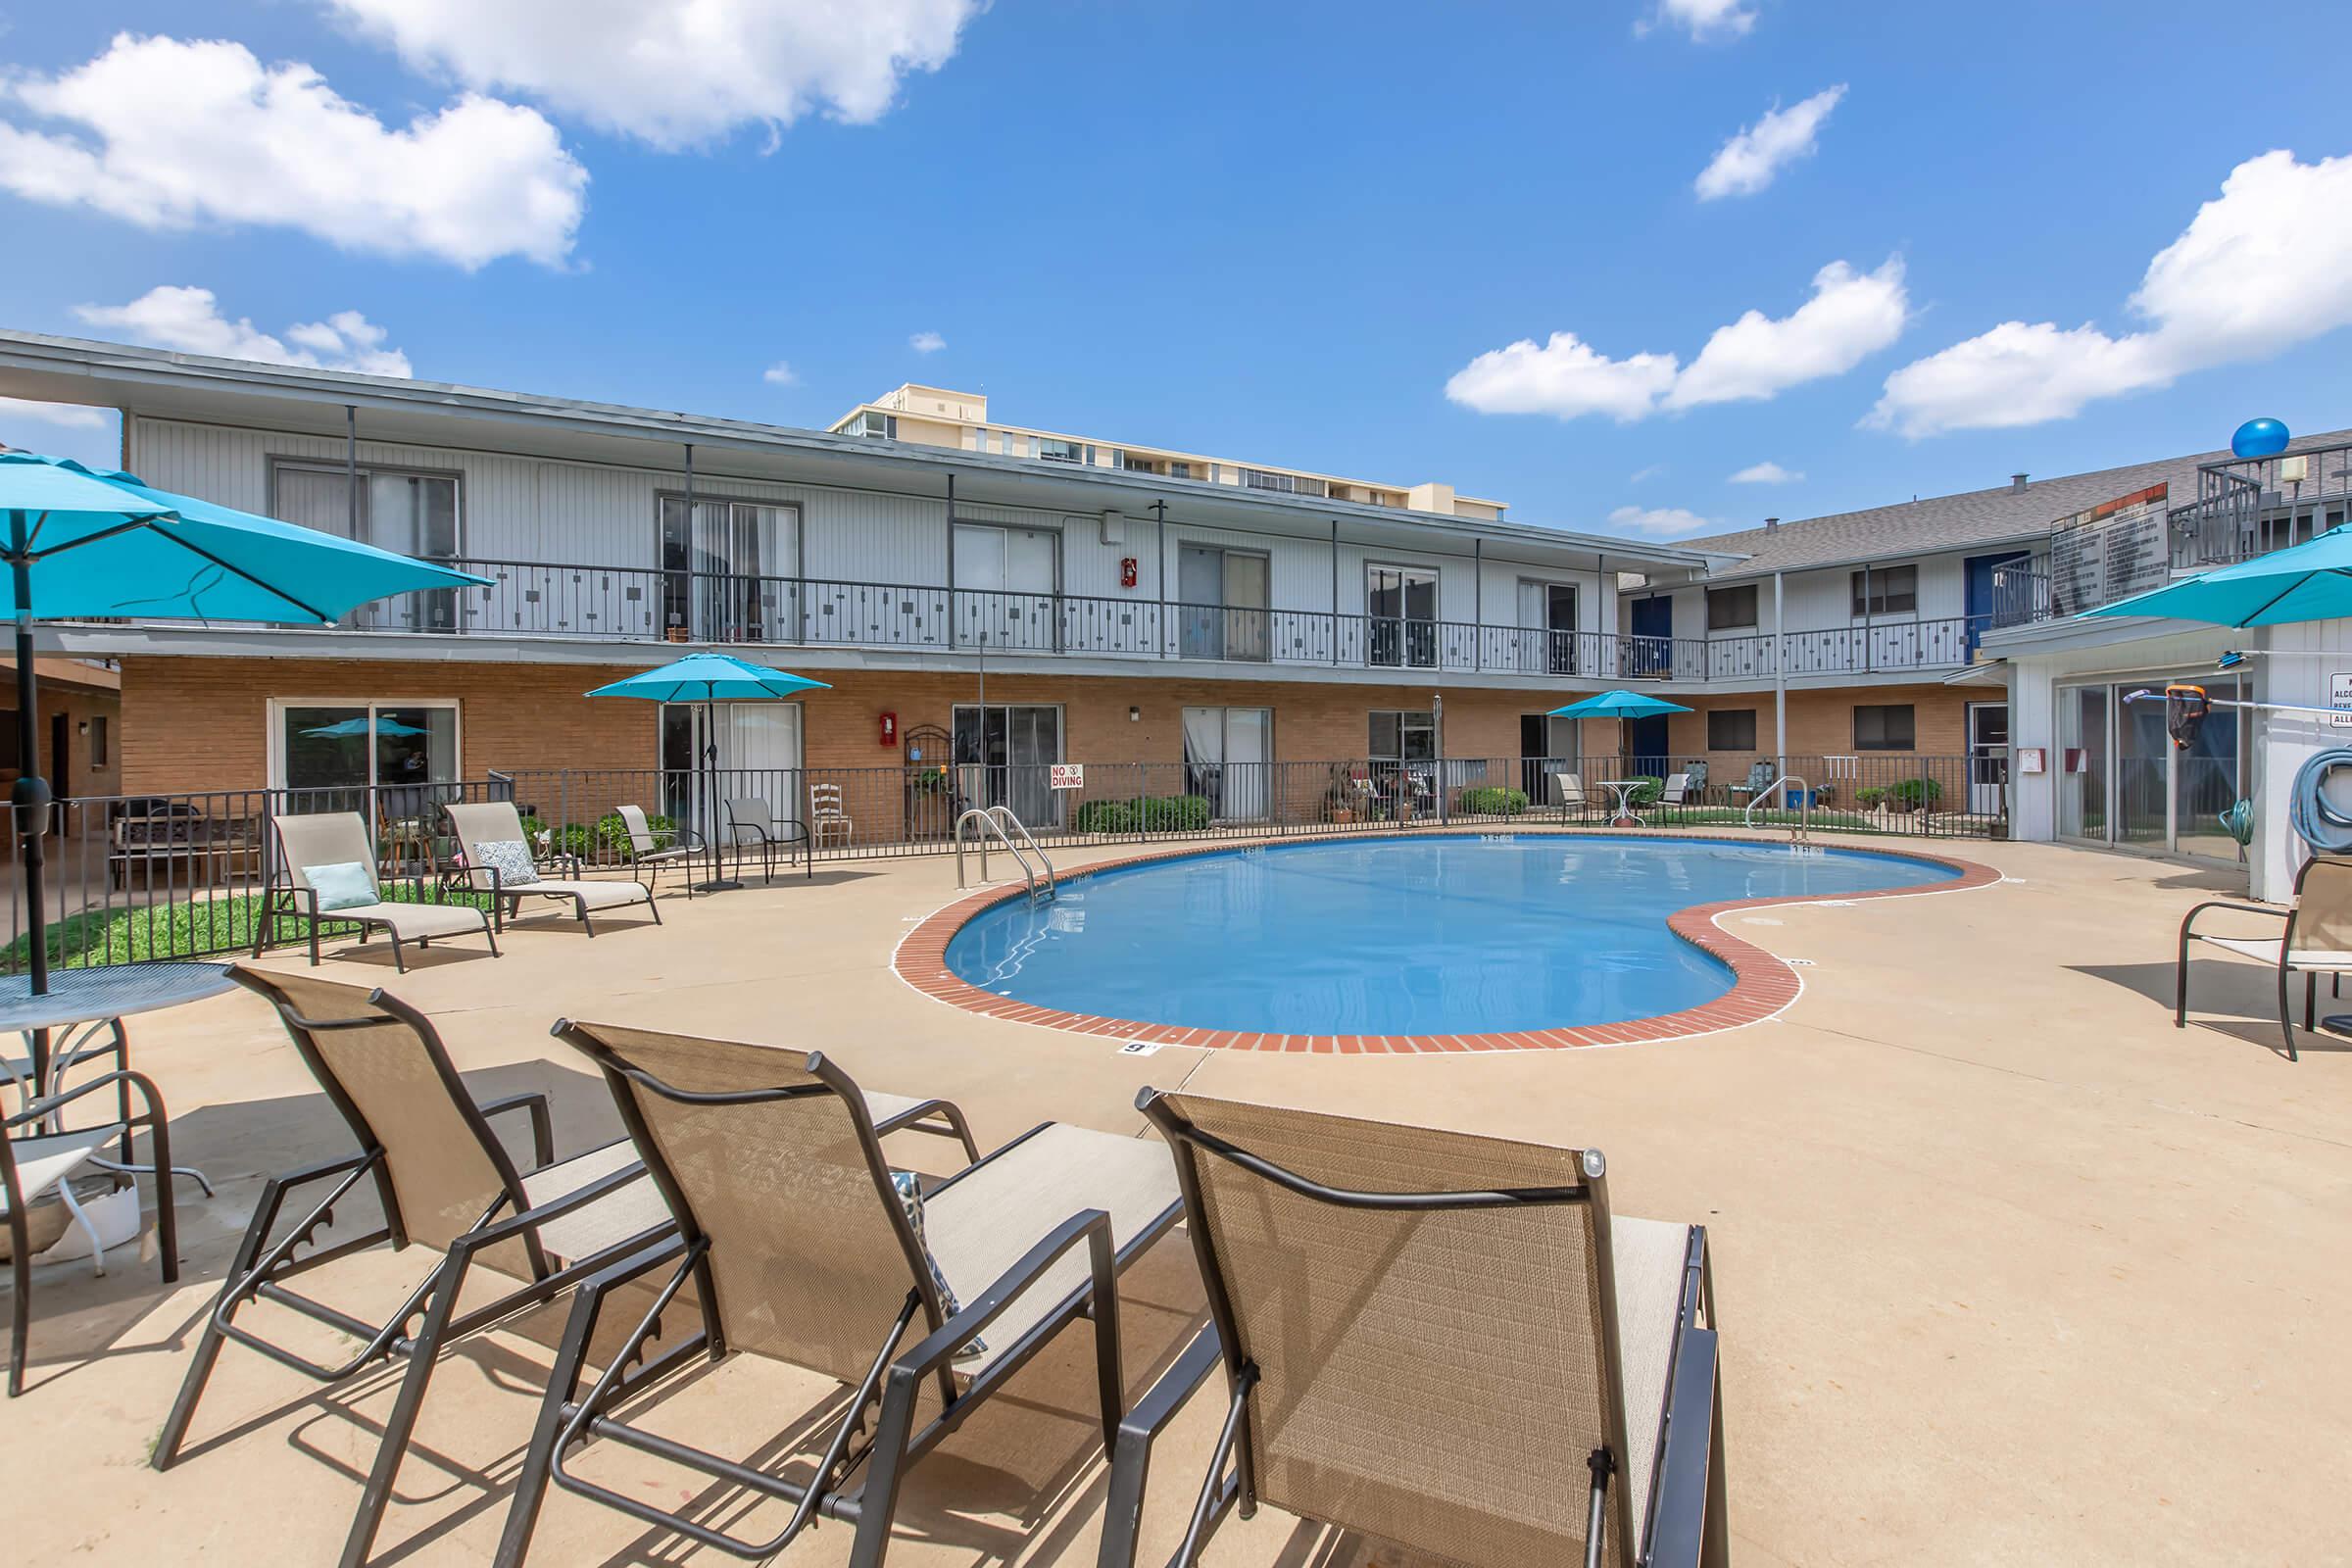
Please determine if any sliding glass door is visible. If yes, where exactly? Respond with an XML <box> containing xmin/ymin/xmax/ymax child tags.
<box><xmin>1177</xmin><ymin>547</ymin><xmax>1270</xmax><ymax>662</ymax></box>
<box><xmin>953</xmin><ymin>704</ymin><xmax>1063</xmax><ymax>827</ymax></box>
<box><xmin>954</xmin><ymin>524</ymin><xmax>1058</xmax><ymax>652</ymax></box>
<box><xmin>659</xmin><ymin>497</ymin><xmax>797</xmax><ymax>643</ymax></box>
<box><xmin>2058</xmin><ymin>674</ymin><xmax>2247</xmax><ymax>861</ymax></box>
<box><xmin>1182</xmin><ymin>707</ymin><xmax>1273</xmax><ymax>820</ymax></box>
<box><xmin>1366</xmin><ymin>564</ymin><xmax>1438</xmax><ymax>668</ymax></box>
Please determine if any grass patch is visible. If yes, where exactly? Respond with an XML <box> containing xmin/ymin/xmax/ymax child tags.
<box><xmin>1</xmin><ymin>884</ymin><xmax>495</xmax><ymax>972</ymax></box>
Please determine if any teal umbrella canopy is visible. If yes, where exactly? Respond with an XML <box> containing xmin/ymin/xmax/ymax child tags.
<box><xmin>1547</xmin><ymin>689</ymin><xmax>1693</xmax><ymax>719</ymax></box>
<box><xmin>586</xmin><ymin>652</ymin><xmax>831</xmax><ymax>703</ymax></box>
<box><xmin>0</xmin><ymin>453</ymin><xmax>489</xmax><ymax>621</ymax></box>
<box><xmin>2081</xmin><ymin>523</ymin><xmax>2352</xmax><ymax>628</ymax></box>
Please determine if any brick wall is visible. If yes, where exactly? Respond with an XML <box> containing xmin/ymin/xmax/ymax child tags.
<box><xmin>1659</xmin><ymin>684</ymin><xmax>1979</xmax><ymax>766</ymax></box>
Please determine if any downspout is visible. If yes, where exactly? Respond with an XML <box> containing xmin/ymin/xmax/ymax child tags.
<box><xmin>344</xmin><ymin>406</ymin><xmax>358</xmax><ymax>538</ymax></box>
<box><xmin>1773</xmin><ymin>570</ymin><xmax>1788</xmax><ymax>766</ymax></box>
<box><xmin>684</xmin><ymin>441</ymin><xmax>696</xmax><ymax>642</ymax></box>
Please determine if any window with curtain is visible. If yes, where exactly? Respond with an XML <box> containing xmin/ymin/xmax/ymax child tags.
<box><xmin>272</xmin><ymin>461</ymin><xmax>459</xmax><ymax>558</ymax></box>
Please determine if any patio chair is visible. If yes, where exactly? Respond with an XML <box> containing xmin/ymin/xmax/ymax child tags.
<box><xmin>443</xmin><ymin>801</ymin><xmax>661</xmax><ymax>935</ymax></box>
<box><xmin>722</xmin><ymin>795</ymin><xmax>811</xmax><ymax>883</ymax></box>
<box><xmin>615</xmin><ymin>804</ymin><xmax>706</xmax><ymax>897</ymax></box>
<box><xmin>2176</xmin><ymin>855</ymin><xmax>2352</xmax><ymax>1062</ymax></box>
<box><xmin>494</xmin><ymin>1020</ymin><xmax>1184</xmax><ymax>1568</ymax></box>
<box><xmin>812</xmin><ymin>781</ymin><xmax>856</xmax><ymax>847</ymax></box>
<box><xmin>5</xmin><ymin>1065</ymin><xmax>178</xmax><ymax>1396</ymax></box>
<box><xmin>1100</xmin><ymin>1092</ymin><xmax>1726</xmax><ymax>1568</ymax></box>
<box><xmin>1549</xmin><ymin>770</ymin><xmax>1590</xmax><ymax>819</ymax></box>
<box><xmin>260</xmin><ymin>810</ymin><xmax>499</xmax><ymax>972</ymax></box>
<box><xmin>1661</xmin><ymin>771</ymin><xmax>1692</xmax><ymax>809</ymax></box>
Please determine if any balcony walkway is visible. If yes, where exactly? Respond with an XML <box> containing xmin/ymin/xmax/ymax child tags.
<box><xmin>1</xmin><ymin>830</ymin><xmax>2337</xmax><ymax>1565</ymax></box>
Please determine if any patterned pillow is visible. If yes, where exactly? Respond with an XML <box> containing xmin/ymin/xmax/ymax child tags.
<box><xmin>303</xmin><ymin>860</ymin><xmax>376</xmax><ymax>911</ymax></box>
<box><xmin>891</xmin><ymin>1170</ymin><xmax>985</xmax><ymax>1360</ymax></box>
<box><xmin>472</xmin><ymin>838</ymin><xmax>541</xmax><ymax>889</ymax></box>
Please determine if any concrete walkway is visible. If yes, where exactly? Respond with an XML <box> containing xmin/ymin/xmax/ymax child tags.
<box><xmin>0</xmin><ymin>831</ymin><xmax>2338</xmax><ymax>1566</ymax></box>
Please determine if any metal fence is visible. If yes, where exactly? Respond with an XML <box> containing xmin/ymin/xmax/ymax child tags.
<box><xmin>2</xmin><ymin>753</ymin><xmax>2002</xmax><ymax>972</ymax></box>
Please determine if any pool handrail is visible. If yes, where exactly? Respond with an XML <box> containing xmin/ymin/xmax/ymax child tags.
<box><xmin>1744</xmin><ymin>775</ymin><xmax>1811</xmax><ymax>843</ymax></box>
<box><xmin>955</xmin><ymin>806</ymin><xmax>1056</xmax><ymax>902</ymax></box>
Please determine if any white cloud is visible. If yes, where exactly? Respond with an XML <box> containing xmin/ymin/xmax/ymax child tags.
<box><xmin>73</xmin><ymin>286</ymin><xmax>414</xmax><ymax>376</ymax></box>
<box><xmin>328</xmin><ymin>0</ymin><xmax>985</xmax><ymax>151</ymax></box>
<box><xmin>1729</xmin><ymin>461</ymin><xmax>1802</xmax><ymax>483</ymax></box>
<box><xmin>1639</xmin><ymin>0</ymin><xmax>1756</xmax><ymax>40</ymax></box>
<box><xmin>1870</xmin><ymin>149</ymin><xmax>2352</xmax><ymax>437</ymax></box>
<box><xmin>1629</xmin><ymin>464</ymin><xmax>1666</xmax><ymax>483</ymax></box>
<box><xmin>0</xmin><ymin>397</ymin><xmax>106</xmax><ymax>430</ymax></box>
<box><xmin>908</xmin><ymin>330</ymin><xmax>947</xmax><ymax>354</ymax></box>
<box><xmin>761</xmin><ymin>360</ymin><xmax>799</xmax><ymax>386</ymax></box>
<box><xmin>1448</xmin><ymin>257</ymin><xmax>1905</xmax><ymax>421</ymax></box>
<box><xmin>1695</xmin><ymin>85</ymin><xmax>1844</xmax><ymax>200</ymax></box>
<box><xmin>0</xmin><ymin>33</ymin><xmax>585</xmax><ymax>269</ymax></box>
<box><xmin>1608</xmin><ymin>505</ymin><xmax>1717</xmax><ymax>538</ymax></box>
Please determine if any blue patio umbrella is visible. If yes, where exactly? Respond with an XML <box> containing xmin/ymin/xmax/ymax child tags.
<box><xmin>2081</xmin><ymin>522</ymin><xmax>2352</xmax><ymax>627</ymax></box>
<box><xmin>1546</xmin><ymin>689</ymin><xmax>1693</xmax><ymax>719</ymax></box>
<box><xmin>302</xmin><ymin>716</ymin><xmax>427</xmax><ymax>738</ymax></box>
<box><xmin>586</xmin><ymin>654</ymin><xmax>831</xmax><ymax>891</ymax></box>
<box><xmin>0</xmin><ymin>451</ymin><xmax>491</xmax><ymax>993</ymax></box>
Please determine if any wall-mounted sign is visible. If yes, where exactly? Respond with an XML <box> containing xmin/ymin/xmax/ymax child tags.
<box><xmin>1049</xmin><ymin>762</ymin><xmax>1085</xmax><ymax>790</ymax></box>
<box><xmin>2332</xmin><ymin>673</ymin><xmax>2352</xmax><ymax>729</ymax></box>
<box><xmin>2016</xmin><ymin>747</ymin><xmax>2047</xmax><ymax>774</ymax></box>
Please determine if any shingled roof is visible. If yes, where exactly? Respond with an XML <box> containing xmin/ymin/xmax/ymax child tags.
<box><xmin>1688</xmin><ymin>428</ymin><xmax>2352</xmax><ymax>580</ymax></box>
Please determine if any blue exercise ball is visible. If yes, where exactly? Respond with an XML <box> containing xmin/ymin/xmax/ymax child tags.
<box><xmin>2231</xmin><ymin>417</ymin><xmax>2290</xmax><ymax>459</ymax></box>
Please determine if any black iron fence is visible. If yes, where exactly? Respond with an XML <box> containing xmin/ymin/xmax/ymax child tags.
<box><xmin>4</xmin><ymin>753</ymin><xmax>2001</xmax><ymax>971</ymax></box>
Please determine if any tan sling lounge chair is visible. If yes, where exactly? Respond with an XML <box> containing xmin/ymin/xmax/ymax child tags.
<box><xmin>1550</xmin><ymin>770</ymin><xmax>1590</xmax><ymax>818</ymax></box>
<box><xmin>494</xmin><ymin>1021</ymin><xmax>1184</xmax><ymax>1568</ymax></box>
<box><xmin>442</xmin><ymin>800</ymin><xmax>660</xmax><ymax>934</ymax></box>
<box><xmin>1100</xmin><ymin>1092</ymin><xmax>1728</xmax><ymax>1568</ymax></box>
<box><xmin>615</xmin><ymin>803</ymin><xmax>706</xmax><ymax>895</ymax></box>
<box><xmin>2177</xmin><ymin>854</ymin><xmax>2352</xmax><ymax>1062</ymax></box>
<box><xmin>260</xmin><ymin>810</ymin><xmax>497</xmax><ymax>971</ymax></box>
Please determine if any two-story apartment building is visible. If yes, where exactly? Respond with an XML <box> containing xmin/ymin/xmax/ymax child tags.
<box><xmin>829</xmin><ymin>384</ymin><xmax>1511</xmax><ymax>522</ymax></box>
<box><xmin>0</xmin><ymin>331</ymin><xmax>1745</xmax><ymax>839</ymax></box>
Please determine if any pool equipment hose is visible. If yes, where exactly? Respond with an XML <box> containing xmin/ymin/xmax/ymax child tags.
<box><xmin>2289</xmin><ymin>750</ymin><xmax>2352</xmax><ymax>854</ymax></box>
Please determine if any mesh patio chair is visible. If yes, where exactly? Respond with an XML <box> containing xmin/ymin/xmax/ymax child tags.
<box><xmin>153</xmin><ymin>968</ymin><xmax>682</xmax><ymax>1568</ymax></box>
<box><xmin>494</xmin><ymin>1021</ymin><xmax>1184</xmax><ymax>1568</ymax></box>
<box><xmin>722</xmin><ymin>795</ymin><xmax>811</xmax><ymax>884</ymax></box>
<box><xmin>616</xmin><ymin>804</ymin><xmax>706</xmax><ymax>897</ymax></box>
<box><xmin>4</xmin><ymin>1064</ymin><xmax>178</xmax><ymax>1396</ymax></box>
<box><xmin>1549</xmin><ymin>770</ymin><xmax>1590</xmax><ymax>820</ymax></box>
<box><xmin>443</xmin><ymin>801</ymin><xmax>661</xmax><ymax>935</ymax></box>
<box><xmin>1099</xmin><ymin>1092</ymin><xmax>1727</xmax><ymax>1568</ymax></box>
<box><xmin>261</xmin><ymin>810</ymin><xmax>499</xmax><ymax>971</ymax></box>
<box><xmin>2177</xmin><ymin>854</ymin><xmax>2352</xmax><ymax>1062</ymax></box>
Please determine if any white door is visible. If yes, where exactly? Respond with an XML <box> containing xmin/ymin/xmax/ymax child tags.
<box><xmin>1226</xmin><ymin>708</ymin><xmax>1272</xmax><ymax>820</ymax></box>
<box><xmin>1967</xmin><ymin>702</ymin><xmax>2008</xmax><ymax>816</ymax></box>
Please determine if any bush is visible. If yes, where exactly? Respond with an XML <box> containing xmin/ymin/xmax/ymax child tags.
<box><xmin>1854</xmin><ymin>785</ymin><xmax>1886</xmax><ymax>810</ymax></box>
<box><xmin>545</xmin><ymin>811</ymin><xmax>676</xmax><ymax>859</ymax></box>
<box><xmin>1073</xmin><ymin>798</ymin><xmax>1137</xmax><ymax>834</ymax></box>
<box><xmin>1887</xmin><ymin>777</ymin><xmax>1943</xmax><ymax>812</ymax></box>
<box><xmin>1625</xmin><ymin>775</ymin><xmax>1665</xmax><ymax>808</ymax></box>
<box><xmin>1458</xmin><ymin>785</ymin><xmax>1529</xmax><ymax>816</ymax></box>
<box><xmin>1073</xmin><ymin>795</ymin><xmax>1211</xmax><ymax>834</ymax></box>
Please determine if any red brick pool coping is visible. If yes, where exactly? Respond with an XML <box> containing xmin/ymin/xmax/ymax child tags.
<box><xmin>893</xmin><ymin>829</ymin><xmax>2000</xmax><ymax>1053</ymax></box>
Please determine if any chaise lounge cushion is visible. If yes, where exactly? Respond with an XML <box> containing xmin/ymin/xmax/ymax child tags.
<box><xmin>327</xmin><ymin>900</ymin><xmax>491</xmax><ymax>940</ymax></box>
<box><xmin>510</xmin><ymin>878</ymin><xmax>652</xmax><ymax>911</ymax></box>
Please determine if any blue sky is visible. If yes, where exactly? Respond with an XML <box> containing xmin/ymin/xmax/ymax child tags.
<box><xmin>2</xmin><ymin>1</ymin><xmax>2348</xmax><ymax>544</ymax></box>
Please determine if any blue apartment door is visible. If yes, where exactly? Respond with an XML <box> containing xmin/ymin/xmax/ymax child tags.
<box><xmin>1964</xmin><ymin>551</ymin><xmax>2031</xmax><ymax>659</ymax></box>
<box><xmin>1627</xmin><ymin>596</ymin><xmax>1673</xmax><ymax>676</ymax></box>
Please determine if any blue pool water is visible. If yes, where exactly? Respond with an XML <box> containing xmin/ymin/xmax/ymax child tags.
<box><xmin>945</xmin><ymin>835</ymin><xmax>1956</xmax><ymax>1035</ymax></box>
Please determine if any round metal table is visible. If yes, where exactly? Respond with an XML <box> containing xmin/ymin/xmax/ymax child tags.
<box><xmin>0</xmin><ymin>962</ymin><xmax>233</xmax><ymax>1195</ymax></box>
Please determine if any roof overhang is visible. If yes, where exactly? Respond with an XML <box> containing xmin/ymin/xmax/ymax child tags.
<box><xmin>0</xmin><ymin>330</ymin><xmax>1720</xmax><ymax>573</ymax></box>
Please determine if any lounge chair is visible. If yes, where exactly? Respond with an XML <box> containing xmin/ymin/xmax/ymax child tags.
<box><xmin>494</xmin><ymin>1021</ymin><xmax>1184</xmax><ymax>1568</ymax></box>
<box><xmin>615</xmin><ymin>804</ymin><xmax>706</xmax><ymax>896</ymax></box>
<box><xmin>443</xmin><ymin>801</ymin><xmax>661</xmax><ymax>934</ymax></box>
<box><xmin>1549</xmin><ymin>770</ymin><xmax>1590</xmax><ymax>819</ymax></box>
<box><xmin>4</xmin><ymin>1066</ymin><xmax>178</xmax><ymax>1396</ymax></box>
<box><xmin>259</xmin><ymin>810</ymin><xmax>498</xmax><ymax>971</ymax></box>
<box><xmin>1100</xmin><ymin>1092</ymin><xmax>1726</xmax><ymax>1568</ymax></box>
<box><xmin>722</xmin><ymin>794</ymin><xmax>811</xmax><ymax>883</ymax></box>
<box><xmin>154</xmin><ymin>968</ymin><xmax>682</xmax><ymax>1568</ymax></box>
<box><xmin>2176</xmin><ymin>855</ymin><xmax>2352</xmax><ymax>1062</ymax></box>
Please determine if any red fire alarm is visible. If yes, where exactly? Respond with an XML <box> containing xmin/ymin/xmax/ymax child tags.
<box><xmin>878</xmin><ymin>711</ymin><xmax>898</xmax><ymax>748</ymax></box>
<box><xmin>1120</xmin><ymin>556</ymin><xmax>1139</xmax><ymax>588</ymax></box>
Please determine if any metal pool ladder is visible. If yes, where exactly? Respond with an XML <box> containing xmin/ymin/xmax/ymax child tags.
<box><xmin>1744</xmin><ymin>774</ymin><xmax>1813</xmax><ymax>845</ymax></box>
<box><xmin>956</xmin><ymin>806</ymin><xmax>1057</xmax><ymax>902</ymax></box>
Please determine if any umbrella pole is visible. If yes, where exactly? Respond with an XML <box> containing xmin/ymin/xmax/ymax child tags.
<box><xmin>8</xmin><ymin>511</ymin><xmax>50</xmax><ymax>998</ymax></box>
<box><xmin>696</xmin><ymin>697</ymin><xmax>742</xmax><ymax>893</ymax></box>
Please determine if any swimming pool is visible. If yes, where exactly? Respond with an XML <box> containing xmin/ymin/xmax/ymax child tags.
<box><xmin>939</xmin><ymin>834</ymin><xmax>1959</xmax><ymax>1038</ymax></box>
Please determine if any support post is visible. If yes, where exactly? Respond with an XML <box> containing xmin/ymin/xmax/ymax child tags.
<box><xmin>1330</xmin><ymin>518</ymin><xmax>1340</xmax><ymax>665</ymax></box>
<box><xmin>1773</xmin><ymin>570</ymin><xmax>1788</xmax><ymax>767</ymax></box>
<box><xmin>946</xmin><ymin>473</ymin><xmax>957</xmax><ymax>651</ymax></box>
<box><xmin>684</xmin><ymin>443</ymin><xmax>696</xmax><ymax>642</ymax></box>
<box><xmin>1156</xmin><ymin>502</ymin><xmax>1168</xmax><ymax>658</ymax></box>
<box><xmin>1473</xmin><ymin>537</ymin><xmax>1483</xmax><ymax>672</ymax></box>
<box><xmin>344</xmin><ymin>406</ymin><xmax>358</xmax><ymax>539</ymax></box>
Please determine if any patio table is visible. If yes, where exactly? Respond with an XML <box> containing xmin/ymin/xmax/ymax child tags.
<box><xmin>0</xmin><ymin>962</ymin><xmax>231</xmax><ymax>1194</ymax></box>
<box><xmin>1596</xmin><ymin>779</ymin><xmax>1649</xmax><ymax>826</ymax></box>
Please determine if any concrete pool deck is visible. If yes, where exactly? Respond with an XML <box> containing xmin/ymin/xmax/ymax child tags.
<box><xmin>2</xmin><ymin>828</ymin><xmax>2341</xmax><ymax>1565</ymax></box>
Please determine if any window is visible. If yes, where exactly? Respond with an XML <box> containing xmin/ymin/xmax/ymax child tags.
<box><xmin>1037</xmin><ymin>437</ymin><xmax>1086</xmax><ymax>465</ymax></box>
<box><xmin>1707</xmin><ymin>709</ymin><xmax>1757</xmax><ymax>751</ymax></box>
<box><xmin>1854</xmin><ymin>704</ymin><xmax>1916</xmax><ymax>752</ymax></box>
<box><xmin>842</xmin><ymin>411</ymin><xmax>896</xmax><ymax>439</ymax></box>
<box><xmin>272</xmin><ymin>701</ymin><xmax>460</xmax><ymax>809</ymax></box>
<box><xmin>1851</xmin><ymin>564</ymin><xmax>1919</xmax><ymax>616</ymax></box>
<box><xmin>272</xmin><ymin>461</ymin><xmax>460</xmax><ymax>560</ymax></box>
<box><xmin>1706</xmin><ymin>584</ymin><xmax>1759</xmax><ymax>630</ymax></box>
<box><xmin>1241</xmin><ymin>467</ymin><xmax>1329</xmax><ymax>498</ymax></box>
<box><xmin>1369</xmin><ymin>710</ymin><xmax>1437</xmax><ymax>762</ymax></box>
<box><xmin>90</xmin><ymin>715</ymin><xmax>109</xmax><ymax>769</ymax></box>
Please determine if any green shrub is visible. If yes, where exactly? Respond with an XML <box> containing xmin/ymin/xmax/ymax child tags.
<box><xmin>1458</xmin><ymin>785</ymin><xmax>1529</xmax><ymax>816</ymax></box>
<box><xmin>1073</xmin><ymin>798</ymin><xmax>1137</xmax><ymax>834</ymax></box>
<box><xmin>1887</xmin><ymin>777</ymin><xmax>1943</xmax><ymax>811</ymax></box>
<box><xmin>1854</xmin><ymin>785</ymin><xmax>1886</xmax><ymax>809</ymax></box>
<box><xmin>1140</xmin><ymin>795</ymin><xmax>1211</xmax><ymax>833</ymax></box>
<box><xmin>1625</xmin><ymin>775</ymin><xmax>1665</xmax><ymax>808</ymax></box>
